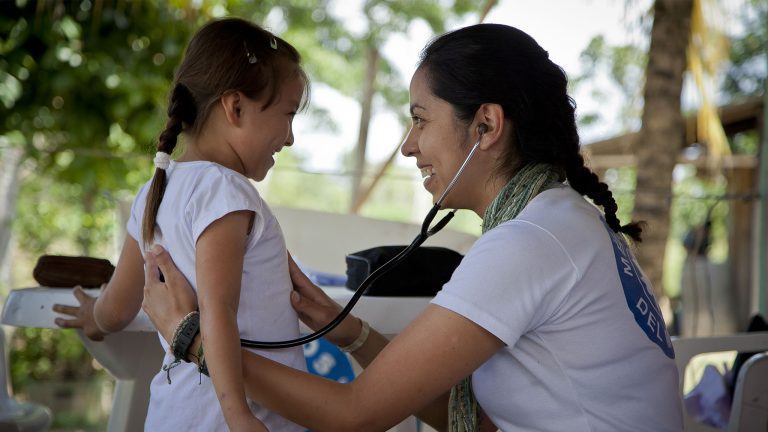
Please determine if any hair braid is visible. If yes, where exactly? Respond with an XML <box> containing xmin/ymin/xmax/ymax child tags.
<box><xmin>565</xmin><ymin>153</ymin><xmax>643</xmax><ymax>241</ymax></box>
<box><xmin>141</xmin><ymin>83</ymin><xmax>197</xmax><ymax>247</ymax></box>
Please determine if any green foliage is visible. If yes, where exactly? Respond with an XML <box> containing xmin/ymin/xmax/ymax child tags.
<box><xmin>574</xmin><ymin>34</ymin><xmax>647</xmax><ymax>131</ymax></box>
<box><xmin>357</xmin><ymin>164</ymin><xmax>417</xmax><ymax>221</ymax></box>
<box><xmin>601</xmin><ymin>167</ymin><xmax>637</xmax><ymax>225</ymax></box>
<box><xmin>721</xmin><ymin>0</ymin><xmax>767</xmax><ymax>99</ymax></box>
<box><xmin>731</xmin><ymin>130</ymin><xmax>759</xmax><ymax>155</ymax></box>
<box><xmin>14</xmin><ymin>170</ymin><xmax>118</xmax><ymax>257</ymax></box>
<box><xmin>266</xmin><ymin>150</ymin><xmax>349</xmax><ymax>212</ymax></box>
<box><xmin>9</xmin><ymin>328</ymin><xmax>103</xmax><ymax>389</ymax></box>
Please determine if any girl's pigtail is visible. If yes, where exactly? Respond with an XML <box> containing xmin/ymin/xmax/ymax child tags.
<box><xmin>141</xmin><ymin>84</ymin><xmax>197</xmax><ymax>247</ymax></box>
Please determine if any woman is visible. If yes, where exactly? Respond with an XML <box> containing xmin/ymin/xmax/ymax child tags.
<box><xmin>132</xmin><ymin>23</ymin><xmax>684</xmax><ymax>431</ymax></box>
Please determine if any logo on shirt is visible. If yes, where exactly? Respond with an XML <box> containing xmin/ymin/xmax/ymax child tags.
<box><xmin>605</xmin><ymin>223</ymin><xmax>675</xmax><ymax>359</ymax></box>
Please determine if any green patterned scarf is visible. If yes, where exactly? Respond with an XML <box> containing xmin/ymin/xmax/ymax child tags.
<box><xmin>447</xmin><ymin>162</ymin><xmax>561</xmax><ymax>432</ymax></box>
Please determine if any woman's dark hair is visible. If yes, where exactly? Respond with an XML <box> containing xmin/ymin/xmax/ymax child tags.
<box><xmin>142</xmin><ymin>17</ymin><xmax>309</xmax><ymax>247</ymax></box>
<box><xmin>418</xmin><ymin>23</ymin><xmax>643</xmax><ymax>241</ymax></box>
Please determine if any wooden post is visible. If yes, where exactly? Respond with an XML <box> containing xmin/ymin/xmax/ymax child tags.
<box><xmin>727</xmin><ymin>166</ymin><xmax>756</xmax><ymax>328</ymax></box>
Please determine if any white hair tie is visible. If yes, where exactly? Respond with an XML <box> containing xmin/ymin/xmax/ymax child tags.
<box><xmin>154</xmin><ymin>152</ymin><xmax>171</xmax><ymax>170</ymax></box>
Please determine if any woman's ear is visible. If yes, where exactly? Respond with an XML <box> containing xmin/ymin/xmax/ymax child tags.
<box><xmin>220</xmin><ymin>92</ymin><xmax>242</xmax><ymax>126</ymax></box>
<box><xmin>474</xmin><ymin>103</ymin><xmax>507</xmax><ymax>150</ymax></box>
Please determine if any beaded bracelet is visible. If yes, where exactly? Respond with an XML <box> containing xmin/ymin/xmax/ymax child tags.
<box><xmin>340</xmin><ymin>319</ymin><xmax>370</xmax><ymax>353</ymax></box>
<box><xmin>171</xmin><ymin>311</ymin><xmax>200</xmax><ymax>361</ymax></box>
<box><xmin>162</xmin><ymin>311</ymin><xmax>200</xmax><ymax>384</ymax></box>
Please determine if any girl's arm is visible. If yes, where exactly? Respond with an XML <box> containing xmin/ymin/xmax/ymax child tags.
<box><xmin>195</xmin><ymin>210</ymin><xmax>265</xmax><ymax>432</ymax></box>
<box><xmin>54</xmin><ymin>236</ymin><xmax>146</xmax><ymax>340</ymax></box>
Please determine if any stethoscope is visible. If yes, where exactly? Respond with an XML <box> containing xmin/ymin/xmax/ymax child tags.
<box><xmin>240</xmin><ymin>124</ymin><xmax>487</xmax><ymax>349</ymax></box>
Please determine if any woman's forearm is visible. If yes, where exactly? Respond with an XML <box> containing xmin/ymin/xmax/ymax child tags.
<box><xmin>241</xmin><ymin>349</ymin><xmax>379</xmax><ymax>432</ymax></box>
<box><xmin>346</xmin><ymin>324</ymin><xmax>388</xmax><ymax>368</ymax></box>
<box><xmin>345</xmin><ymin>324</ymin><xmax>449</xmax><ymax>431</ymax></box>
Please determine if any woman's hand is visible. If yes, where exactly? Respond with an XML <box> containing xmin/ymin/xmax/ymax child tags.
<box><xmin>287</xmin><ymin>252</ymin><xmax>362</xmax><ymax>347</ymax></box>
<box><xmin>53</xmin><ymin>286</ymin><xmax>107</xmax><ymax>341</ymax></box>
<box><xmin>142</xmin><ymin>245</ymin><xmax>198</xmax><ymax>342</ymax></box>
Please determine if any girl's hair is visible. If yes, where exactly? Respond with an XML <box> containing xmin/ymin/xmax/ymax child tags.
<box><xmin>418</xmin><ymin>23</ymin><xmax>643</xmax><ymax>241</ymax></box>
<box><xmin>142</xmin><ymin>18</ymin><xmax>309</xmax><ymax>247</ymax></box>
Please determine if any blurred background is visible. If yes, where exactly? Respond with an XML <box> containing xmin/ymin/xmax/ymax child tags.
<box><xmin>0</xmin><ymin>0</ymin><xmax>766</xmax><ymax>430</ymax></box>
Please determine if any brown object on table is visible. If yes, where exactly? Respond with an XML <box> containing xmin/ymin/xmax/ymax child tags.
<box><xmin>32</xmin><ymin>255</ymin><xmax>115</xmax><ymax>288</ymax></box>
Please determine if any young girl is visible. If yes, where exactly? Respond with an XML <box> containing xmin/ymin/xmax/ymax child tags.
<box><xmin>53</xmin><ymin>17</ymin><xmax>309</xmax><ymax>432</ymax></box>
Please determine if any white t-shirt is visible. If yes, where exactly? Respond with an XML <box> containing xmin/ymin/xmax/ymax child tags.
<box><xmin>127</xmin><ymin>160</ymin><xmax>305</xmax><ymax>432</ymax></box>
<box><xmin>432</xmin><ymin>185</ymin><xmax>683</xmax><ymax>432</ymax></box>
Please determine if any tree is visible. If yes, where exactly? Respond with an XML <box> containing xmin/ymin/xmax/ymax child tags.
<box><xmin>721</xmin><ymin>0</ymin><xmax>767</xmax><ymax>101</ymax></box>
<box><xmin>343</xmin><ymin>1</ymin><xmax>479</xmax><ymax>211</ymax></box>
<box><xmin>632</xmin><ymin>0</ymin><xmax>693</xmax><ymax>299</ymax></box>
<box><xmin>0</xmin><ymin>0</ymin><xmax>196</xmax><ymax>263</ymax></box>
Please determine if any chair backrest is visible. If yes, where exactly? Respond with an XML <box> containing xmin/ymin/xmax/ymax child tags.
<box><xmin>728</xmin><ymin>352</ymin><xmax>768</xmax><ymax>432</ymax></box>
<box><xmin>272</xmin><ymin>206</ymin><xmax>478</xmax><ymax>275</ymax></box>
<box><xmin>0</xmin><ymin>329</ymin><xmax>10</xmax><ymax>401</ymax></box>
<box><xmin>672</xmin><ymin>332</ymin><xmax>768</xmax><ymax>431</ymax></box>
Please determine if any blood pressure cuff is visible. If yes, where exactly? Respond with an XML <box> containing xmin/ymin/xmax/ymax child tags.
<box><xmin>33</xmin><ymin>255</ymin><xmax>115</xmax><ymax>288</ymax></box>
<box><xmin>345</xmin><ymin>246</ymin><xmax>463</xmax><ymax>297</ymax></box>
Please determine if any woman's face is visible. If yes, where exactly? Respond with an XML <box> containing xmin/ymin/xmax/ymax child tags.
<box><xmin>232</xmin><ymin>75</ymin><xmax>304</xmax><ymax>181</ymax></box>
<box><xmin>401</xmin><ymin>68</ymin><xmax>477</xmax><ymax>209</ymax></box>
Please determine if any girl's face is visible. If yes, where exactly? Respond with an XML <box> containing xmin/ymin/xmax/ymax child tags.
<box><xmin>233</xmin><ymin>75</ymin><xmax>304</xmax><ymax>181</ymax></box>
<box><xmin>401</xmin><ymin>68</ymin><xmax>479</xmax><ymax>210</ymax></box>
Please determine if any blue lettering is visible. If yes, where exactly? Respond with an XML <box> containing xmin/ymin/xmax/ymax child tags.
<box><xmin>636</xmin><ymin>297</ymin><xmax>648</xmax><ymax>315</ymax></box>
<box><xmin>621</xmin><ymin>257</ymin><xmax>634</xmax><ymax>277</ymax></box>
<box><xmin>604</xmin><ymin>219</ymin><xmax>674</xmax><ymax>359</ymax></box>
<box><xmin>646</xmin><ymin>312</ymin><xmax>662</xmax><ymax>342</ymax></box>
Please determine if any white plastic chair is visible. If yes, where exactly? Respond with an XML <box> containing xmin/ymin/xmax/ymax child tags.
<box><xmin>672</xmin><ymin>332</ymin><xmax>768</xmax><ymax>431</ymax></box>
<box><xmin>0</xmin><ymin>328</ymin><xmax>52</xmax><ymax>432</ymax></box>
<box><xmin>729</xmin><ymin>352</ymin><xmax>768</xmax><ymax>432</ymax></box>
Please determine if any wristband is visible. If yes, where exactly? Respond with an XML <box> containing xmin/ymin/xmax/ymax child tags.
<box><xmin>171</xmin><ymin>311</ymin><xmax>200</xmax><ymax>362</ymax></box>
<box><xmin>340</xmin><ymin>319</ymin><xmax>370</xmax><ymax>353</ymax></box>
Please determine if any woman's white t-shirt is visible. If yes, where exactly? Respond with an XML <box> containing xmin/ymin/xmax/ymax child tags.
<box><xmin>127</xmin><ymin>161</ymin><xmax>305</xmax><ymax>432</ymax></box>
<box><xmin>432</xmin><ymin>185</ymin><xmax>683</xmax><ymax>432</ymax></box>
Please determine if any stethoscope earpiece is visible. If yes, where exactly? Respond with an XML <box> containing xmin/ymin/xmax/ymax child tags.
<box><xmin>477</xmin><ymin>123</ymin><xmax>488</xmax><ymax>135</ymax></box>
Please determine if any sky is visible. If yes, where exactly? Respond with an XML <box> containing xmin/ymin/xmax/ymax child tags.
<box><xmin>287</xmin><ymin>0</ymin><xmax>653</xmax><ymax>173</ymax></box>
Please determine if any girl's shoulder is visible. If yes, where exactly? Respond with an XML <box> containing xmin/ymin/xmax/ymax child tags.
<box><xmin>171</xmin><ymin>160</ymin><xmax>250</xmax><ymax>181</ymax></box>
<box><xmin>173</xmin><ymin>161</ymin><xmax>260</xmax><ymax>195</ymax></box>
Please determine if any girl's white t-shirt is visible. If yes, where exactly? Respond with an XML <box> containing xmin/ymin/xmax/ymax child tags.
<box><xmin>127</xmin><ymin>160</ymin><xmax>305</xmax><ymax>432</ymax></box>
<box><xmin>432</xmin><ymin>185</ymin><xmax>683</xmax><ymax>432</ymax></box>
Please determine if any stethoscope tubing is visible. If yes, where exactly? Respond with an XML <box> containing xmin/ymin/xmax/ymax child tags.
<box><xmin>239</xmin><ymin>137</ymin><xmax>481</xmax><ymax>349</ymax></box>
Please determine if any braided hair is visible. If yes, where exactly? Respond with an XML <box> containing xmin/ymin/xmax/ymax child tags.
<box><xmin>418</xmin><ymin>24</ymin><xmax>643</xmax><ymax>241</ymax></box>
<box><xmin>141</xmin><ymin>18</ymin><xmax>309</xmax><ymax>247</ymax></box>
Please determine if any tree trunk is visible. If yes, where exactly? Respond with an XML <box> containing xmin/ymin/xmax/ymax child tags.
<box><xmin>0</xmin><ymin>146</ymin><xmax>24</xmax><ymax>285</ymax></box>
<box><xmin>349</xmin><ymin>46</ymin><xmax>379</xmax><ymax>212</ymax></box>
<box><xmin>633</xmin><ymin>0</ymin><xmax>693</xmax><ymax>300</ymax></box>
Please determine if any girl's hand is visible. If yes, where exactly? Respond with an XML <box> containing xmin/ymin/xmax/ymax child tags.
<box><xmin>53</xmin><ymin>286</ymin><xmax>107</xmax><ymax>341</ymax></box>
<box><xmin>287</xmin><ymin>252</ymin><xmax>363</xmax><ymax>347</ymax></box>
<box><xmin>142</xmin><ymin>245</ymin><xmax>198</xmax><ymax>342</ymax></box>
